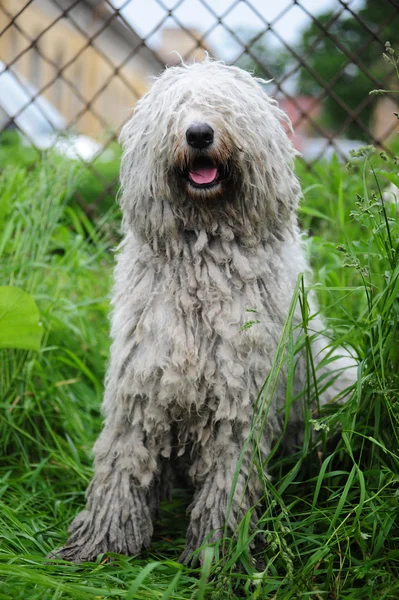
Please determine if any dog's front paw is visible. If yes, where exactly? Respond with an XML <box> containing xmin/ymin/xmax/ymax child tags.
<box><xmin>179</xmin><ymin>510</ymin><xmax>224</xmax><ymax>565</ymax></box>
<box><xmin>48</xmin><ymin>481</ymin><xmax>153</xmax><ymax>563</ymax></box>
<box><xmin>47</xmin><ymin>531</ymin><xmax>106</xmax><ymax>564</ymax></box>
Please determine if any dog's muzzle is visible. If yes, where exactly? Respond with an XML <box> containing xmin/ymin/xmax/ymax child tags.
<box><xmin>185</xmin><ymin>123</ymin><xmax>219</xmax><ymax>189</ymax></box>
<box><xmin>178</xmin><ymin>122</ymin><xmax>229</xmax><ymax>196</ymax></box>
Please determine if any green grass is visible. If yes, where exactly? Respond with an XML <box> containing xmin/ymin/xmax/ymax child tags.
<box><xmin>0</xmin><ymin>147</ymin><xmax>398</xmax><ymax>599</ymax></box>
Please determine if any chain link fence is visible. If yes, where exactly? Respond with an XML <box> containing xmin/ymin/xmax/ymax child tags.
<box><xmin>0</xmin><ymin>0</ymin><xmax>398</xmax><ymax>207</ymax></box>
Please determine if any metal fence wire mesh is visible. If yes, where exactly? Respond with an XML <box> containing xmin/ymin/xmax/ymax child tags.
<box><xmin>0</xmin><ymin>0</ymin><xmax>399</xmax><ymax>204</ymax></box>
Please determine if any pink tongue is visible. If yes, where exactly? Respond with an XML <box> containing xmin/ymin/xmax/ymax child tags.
<box><xmin>189</xmin><ymin>167</ymin><xmax>218</xmax><ymax>185</ymax></box>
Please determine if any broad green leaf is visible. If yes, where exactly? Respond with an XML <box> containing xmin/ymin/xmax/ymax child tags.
<box><xmin>0</xmin><ymin>286</ymin><xmax>42</xmax><ymax>351</ymax></box>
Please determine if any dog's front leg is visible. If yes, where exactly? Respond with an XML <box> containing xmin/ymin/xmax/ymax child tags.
<box><xmin>53</xmin><ymin>396</ymin><xmax>160</xmax><ymax>563</ymax></box>
<box><xmin>180</xmin><ymin>421</ymin><xmax>261</xmax><ymax>564</ymax></box>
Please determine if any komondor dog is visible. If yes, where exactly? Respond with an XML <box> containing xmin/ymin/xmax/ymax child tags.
<box><xmin>54</xmin><ymin>60</ymin><xmax>355</xmax><ymax>563</ymax></box>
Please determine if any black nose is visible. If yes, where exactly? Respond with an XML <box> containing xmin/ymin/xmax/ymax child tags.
<box><xmin>186</xmin><ymin>122</ymin><xmax>214</xmax><ymax>149</ymax></box>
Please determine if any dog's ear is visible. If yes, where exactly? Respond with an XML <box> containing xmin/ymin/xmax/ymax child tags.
<box><xmin>243</xmin><ymin>115</ymin><xmax>300</xmax><ymax>221</ymax></box>
<box><xmin>232</xmin><ymin>75</ymin><xmax>301</xmax><ymax>219</ymax></box>
<box><xmin>119</xmin><ymin>106</ymin><xmax>178</xmax><ymax>241</ymax></box>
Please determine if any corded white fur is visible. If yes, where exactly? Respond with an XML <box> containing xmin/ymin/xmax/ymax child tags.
<box><xmin>53</xmin><ymin>60</ymin><xmax>356</xmax><ymax>563</ymax></box>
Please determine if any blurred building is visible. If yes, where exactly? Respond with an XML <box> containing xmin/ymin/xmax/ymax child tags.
<box><xmin>0</xmin><ymin>0</ymin><xmax>163</xmax><ymax>139</ymax></box>
<box><xmin>278</xmin><ymin>96</ymin><xmax>322</xmax><ymax>152</ymax></box>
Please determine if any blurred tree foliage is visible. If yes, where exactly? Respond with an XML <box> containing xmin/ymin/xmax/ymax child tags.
<box><xmin>296</xmin><ymin>0</ymin><xmax>399</xmax><ymax>140</ymax></box>
<box><xmin>237</xmin><ymin>1</ymin><xmax>399</xmax><ymax>140</ymax></box>
<box><xmin>236</xmin><ymin>32</ymin><xmax>290</xmax><ymax>82</ymax></box>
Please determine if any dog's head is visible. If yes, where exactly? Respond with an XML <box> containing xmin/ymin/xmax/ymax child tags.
<box><xmin>120</xmin><ymin>60</ymin><xmax>300</xmax><ymax>241</ymax></box>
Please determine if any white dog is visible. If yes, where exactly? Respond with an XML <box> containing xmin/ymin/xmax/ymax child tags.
<box><xmin>54</xmin><ymin>60</ymin><xmax>355</xmax><ymax>563</ymax></box>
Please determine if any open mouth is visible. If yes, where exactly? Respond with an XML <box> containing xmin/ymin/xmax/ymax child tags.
<box><xmin>187</xmin><ymin>157</ymin><xmax>222</xmax><ymax>189</ymax></box>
